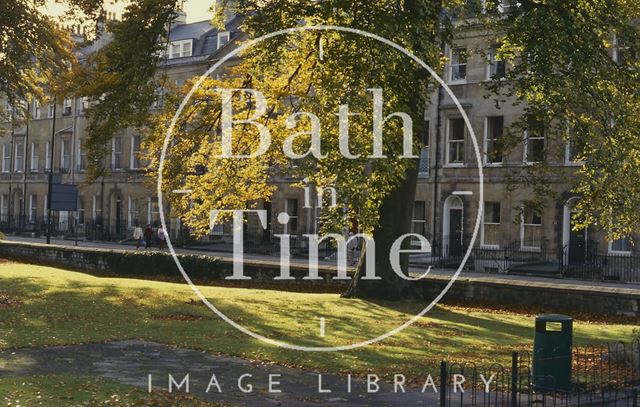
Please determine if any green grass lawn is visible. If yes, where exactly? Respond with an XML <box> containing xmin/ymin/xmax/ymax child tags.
<box><xmin>0</xmin><ymin>261</ymin><xmax>637</xmax><ymax>379</ymax></box>
<box><xmin>0</xmin><ymin>374</ymin><xmax>223</xmax><ymax>406</ymax></box>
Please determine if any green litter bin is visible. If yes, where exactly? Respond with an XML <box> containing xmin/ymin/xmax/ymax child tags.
<box><xmin>532</xmin><ymin>314</ymin><xmax>573</xmax><ymax>392</ymax></box>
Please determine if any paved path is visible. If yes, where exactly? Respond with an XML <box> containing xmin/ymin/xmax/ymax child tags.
<box><xmin>0</xmin><ymin>340</ymin><xmax>439</xmax><ymax>406</ymax></box>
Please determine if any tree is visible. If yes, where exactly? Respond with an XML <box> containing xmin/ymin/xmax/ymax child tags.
<box><xmin>144</xmin><ymin>0</ymin><xmax>451</xmax><ymax>299</ymax></box>
<box><xmin>0</xmin><ymin>0</ymin><xmax>113</xmax><ymax>117</ymax></box>
<box><xmin>56</xmin><ymin>0</ymin><xmax>639</xmax><ymax>294</ymax></box>
<box><xmin>68</xmin><ymin>0</ymin><xmax>179</xmax><ymax>179</ymax></box>
<box><xmin>482</xmin><ymin>0</ymin><xmax>640</xmax><ymax>240</ymax></box>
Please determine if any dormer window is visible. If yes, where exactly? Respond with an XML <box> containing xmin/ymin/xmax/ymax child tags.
<box><xmin>169</xmin><ymin>39</ymin><xmax>193</xmax><ymax>59</ymax></box>
<box><xmin>217</xmin><ymin>31</ymin><xmax>230</xmax><ymax>50</ymax></box>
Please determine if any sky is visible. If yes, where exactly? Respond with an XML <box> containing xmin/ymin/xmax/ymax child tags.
<box><xmin>45</xmin><ymin>0</ymin><xmax>215</xmax><ymax>23</ymax></box>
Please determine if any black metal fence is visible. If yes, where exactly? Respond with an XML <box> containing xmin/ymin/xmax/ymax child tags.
<box><xmin>438</xmin><ymin>339</ymin><xmax>640</xmax><ymax>406</ymax></box>
<box><xmin>0</xmin><ymin>215</ymin><xmax>163</xmax><ymax>242</ymax></box>
<box><xmin>563</xmin><ymin>252</ymin><xmax>640</xmax><ymax>284</ymax></box>
<box><xmin>472</xmin><ymin>245</ymin><xmax>640</xmax><ymax>284</ymax></box>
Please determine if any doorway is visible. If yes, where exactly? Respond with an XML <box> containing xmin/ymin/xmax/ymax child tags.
<box><xmin>115</xmin><ymin>198</ymin><xmax>122</xmax><ymax>235</ymax></box>
<box><xmin>443</xmin><ymin>196</ymin><xmax>464</xmax><ymax>257</ymax></box>
<box><xmin>568</xmin><ymin>212</ymin><xmax>586</xmax><ymax>265</ymax></box>
<box><xmin>563</xmin><ymin>198</ymin><xmax>587</xmax><ymax>265</ymax></box>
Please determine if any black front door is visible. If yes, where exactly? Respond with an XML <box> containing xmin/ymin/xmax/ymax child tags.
<box><xmin>448</xmin><ymin>208</ymin><xmax>464</xmax><ymax>257</ymax></box>
<box><xmin>568</xmin><ymin>212</ymin><xmax>586</xmax><ymax>265</ymax></box>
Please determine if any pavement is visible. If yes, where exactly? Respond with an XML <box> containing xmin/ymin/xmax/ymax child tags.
<box><xmin>0</xmin><ymin>340</ymin><xmax>441</xmax><ymax>406</ymax></box>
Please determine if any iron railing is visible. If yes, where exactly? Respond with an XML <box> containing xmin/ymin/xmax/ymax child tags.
<box><xmin>438</xmin><ymin>338</ymin><xmax>640</xmax><ymax>406</ymax></box>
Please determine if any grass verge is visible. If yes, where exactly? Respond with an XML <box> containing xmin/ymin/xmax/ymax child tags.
<box><xmin>0</xmin><ymin>374</ymin><xmax>223</xmax><ymax>406</ymax></box>
<box><xmin>0</xmin><ymin>261</ymin><xmax>637</xmax><ymax>379</ymax></box>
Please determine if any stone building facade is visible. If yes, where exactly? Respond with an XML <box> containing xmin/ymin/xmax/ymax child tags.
<box><xmin>0</xmin><ymin>10</ymin><xmax>243</xmax><ymax>241</ymax></box>
<box><xmin>1</xmin><ymin>9</ymin><xmax>636</xmax><ymax>271</ymax></box>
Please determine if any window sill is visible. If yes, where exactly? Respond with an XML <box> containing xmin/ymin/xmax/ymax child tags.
<box><xmin>444</xmin><ymin>163</ymin><xmax>465</xmax><ymax>168</ymax></box>
<box><xmin>447</xmin><ymin>80</ymin><xmax>467</xmax><ymax>86</ymax></box>
<box><xmin>519</xmin><ymin>246</ymin><xmax>541</xmax><ymax>252</ymax></box>
<box><xmin>480</xmin><ymin>244</ymin><xmax>500</xmax><ymax>250</ymax></box>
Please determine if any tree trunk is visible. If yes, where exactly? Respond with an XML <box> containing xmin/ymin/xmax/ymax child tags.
<box><xmin>342</xmin><ymin>163</ymin><xmax>419</xmax><ymax>300</ymax></box>
<box><xmin>343</xmin><ymin>0</ymin><xmax>439</xmax><ymax>300</ymax></box>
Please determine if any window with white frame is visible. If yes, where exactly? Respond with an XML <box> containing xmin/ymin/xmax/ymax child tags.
<box><xmin>62</xmin><ymin>98</ymin><xmax>72</xmax><ymax>116</ymax></box>
<box><xmin>45</xmin><ymin>141</ymin><xmax>51</xmax><ymax>170</ymax></box>
<box><xmin>0</xmin><ymin>194</ymin><xmax>8</xmax><ymax>222</ymax></box>
<box><xmin>77</xmin><ymin>139</ymin><xmax>86</xmax><ymax>171</ymax></box>
<box><xmin>487</xmin><ymin>47</ymin><xmax>506</xmax><ymax>79</ymax></box>
<box><xmin>28</xmin><ymin>194</ymin><xmax>37</xmax><ymax>223</ymax></box>
<box><xmin>169</xmin><ymin>40</ymin><xmax>193</xmax><ymax>59</ymax></box>
<box><xmin>485</xmin><ymin>116</ymin><xmax>504</xmax><ymax>164</ymax></box>
<box><xmin>78</xmin><ymin>97</ymin><xmax>89</xmax><ymax>114</ymax></box>
<box><xmin>447</xmin><ymin>118</ymin><xmax>465</xmax><ymax>164</ymax></box>
<box><xmin>284</xmin><ymin>198</ymin><xmax>299</xmax><ymax>235</ymax></box>
<box><xmin>482</xmin><ymin>202</ymin><xmax>501</xmax><ymax>247</ymax></box>
<box><xmin>449</xmin><ymin>47</ymin><xmax>468</xmax><ymax>83</ymax></box>
<box><xmin>419</xmin><ymin>121</ymin><xmax>430</xmax><ymax>175</ymax></box>
<box><xmin>524</xmin><ymin>117</ymin><xmax>545</xmax><ymax>163</ymax></box>
<box><xmin>152</xmin><ymin>86</ymin><xmax>164</xmax><ymax>109</ymax></box>
<box><xmin>78</xmin><ymin>195</ymin><xmax>85</xmax><ymax>225</ymax></box>
<box><xmin>2</xmin><ymin>143</ymin><xmax>10</xmax><ymax>172</ymax></box>
<box><xmin>60</xmin><ymin>138</ymin><xmax>71</xmax><ymax>171</ymax></box>
<box><xmin>92</xmin><ymin>194</ymin><xmax>102</xmax><ymax>221</ymax></box>
<box><xmin>612</xmin><ymin>32</ymin><xmax>637</xmax><ymax>65</ymax></box>
<box><xmin>127</xmin><ymin>196</ymin><xmax>138</xmax><ymax>228</ymax></box>
<box><xmin>14</xmin><ymin>138</ymin><xmax>24</xmax><ymax>172</ymax></box>
<box><xmin>521</xmin><ymin>206</ymin><xmax>542</xmax><ymax>249</ymax></box>
<box><xmin>112</xmin><ymin>136</ymin><xmax>122</xmax><ymax>169</ymax></box>
<box><xmin>610</xmin><ymin>236</ymin><xmax>632</xmax><ymax>254</ymax></box>
<box><xmin>411</xmin><ymin>201</ymin><xmax>427</xmax><ymax>247</ymax></box>
<box><xmin>498</xmin><ymin>0</ymin><xmax>517</xmax><ymax>13</ymax></box>
<box><xmin>564</xmin><ymin>126</ymin><xmax>585</xmax><ymax>165</ymax></box>
<box><xmin>130</xmin><ymin>135</ymin><xmax>141</xmax><ymax>169</ymax></box>
<box><xmin>217</xmin><ymin>31</ymin><xmax>230</xmax><ymax>50</ymax></box>
<box><xmin>30</xmin><ymin>142</ymin><xmax>38</xmax><ymax>171</ymax></box>
<box><xmin>147</xmin><ymin>197</ymin><xmax>160</xmax><ymax>226</ymax></box>
<box><xmin>47</xmin><ymin>103</ymin><xmax>55</xmax><ymax>118</ymax></box>
<box><xmin>4</xmin><ymin>100</ymin><xmax>11</xmax><ymax>116</ymax></box>
<box><xmin>32</xmin><ymin>100</ymin><xmax>41</xmax><ymax>119</ymax></box>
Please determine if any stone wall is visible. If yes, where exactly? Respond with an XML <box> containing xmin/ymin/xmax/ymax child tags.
<box><xmin>417</xmin><ymin>276</ymin><xmax>640</xmax><ymax>318</ymax></box>
<box><xmin>1</xmin><ymin>240</ymin><xmax>638</xmax><ymax>316</ymax></box>
<box><xmin>0</xmin><ymin>240</ymin><xmax>345</xmax><ymax>293</ymax></box>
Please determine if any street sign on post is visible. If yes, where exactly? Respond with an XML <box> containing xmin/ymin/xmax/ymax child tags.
<box><xmin>51</xmin><ymin>184</ymin><xmax>78</xmax><ymax>211</ymax></box>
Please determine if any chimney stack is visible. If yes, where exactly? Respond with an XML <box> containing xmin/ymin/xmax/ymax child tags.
<box><xmin>173</xmin><ymin>9</ymin><xmax>187</xmax><ymax>26</ymax></box>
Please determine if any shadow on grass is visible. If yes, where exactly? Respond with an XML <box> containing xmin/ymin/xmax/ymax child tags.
<box><xmin>0</xmin><ymin>271</ymin><xmax>633</xmax><ymax>379</ymax></box>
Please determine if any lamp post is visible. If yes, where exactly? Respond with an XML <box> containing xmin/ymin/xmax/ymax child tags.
<box><xmin>46</xmin><ymin>122</ymin><xmax>73</xmax><ymax>245</ymax></box>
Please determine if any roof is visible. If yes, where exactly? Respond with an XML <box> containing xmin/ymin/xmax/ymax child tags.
<box><xmin>77</xmin><ymin>15</ymin><xmax>244</xmax><ymax>62</ymax></box>
<box><xmin>169</xmin><ymin>20</ymin><xmax>214</xmax><ymax>41</ymax></box>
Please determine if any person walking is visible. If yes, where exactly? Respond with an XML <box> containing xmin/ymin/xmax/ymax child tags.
<box><xmin>143</xmin><ymin>224</ymin><xmax>153</xmax><ymax>249</ymax></box>
<box><xmin>157</xmin><ymin>227</ymin><xmax>166</xmax><ymax>250</ymax></box>
<box><xmin>133</xmin><ymin>225</ymin><xmax>144</xmax><ymax>249</ymax></box>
